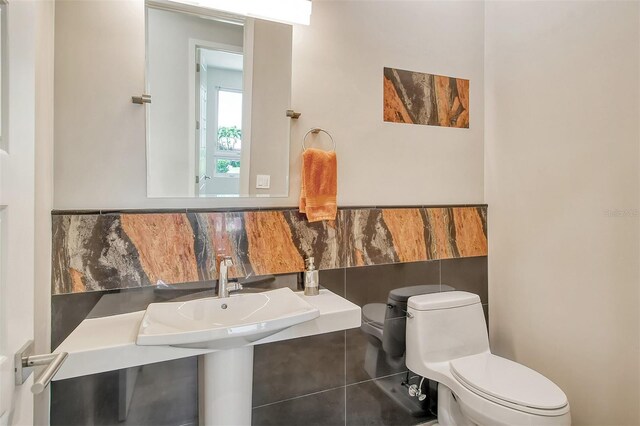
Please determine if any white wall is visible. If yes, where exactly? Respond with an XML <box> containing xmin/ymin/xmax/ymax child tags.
<box><xmin>485</xmin><ymin>2</ymin><xmax>640</xmax><ymax>425</ymax></box>
<box><xmin>146</xmin><ymin>7</ymin><xmax>243</xmax><ymax>196</ymax></box>
<box><xmin>53</xmin><ymin>0</ymin><xmax>484</xmax><ymax>209</ymax></box>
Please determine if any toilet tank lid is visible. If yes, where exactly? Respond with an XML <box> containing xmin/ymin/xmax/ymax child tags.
<box><xmin>388</xmin><ymin>284</ymin><xmax>443</xmax><ymax>303</ymax></box>
<box><xmin>408</xmin><ymin>291</ymin><xmax>480</xmax><ymax>311</ymax></box>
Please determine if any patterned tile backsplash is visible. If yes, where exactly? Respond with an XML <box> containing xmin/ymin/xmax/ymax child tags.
<box><xmin>52</xmin><ymin>205</ymin><xmax>487</xmax><ymax>295</ymax></box>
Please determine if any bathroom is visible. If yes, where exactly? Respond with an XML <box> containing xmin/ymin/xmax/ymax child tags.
<box><xmin>1</xmin><ymin>0</ymin><xmax>638</xmax><ymax>425</ymax></box>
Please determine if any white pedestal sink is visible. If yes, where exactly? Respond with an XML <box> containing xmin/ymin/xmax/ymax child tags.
<box><xmin>136</xmin><ymin>287</ymin><xmax>321</xmax><ymax>425</ymax></box>
<box><xmin>51</xmin><ymin>288</ymin><xmax>361</xmax><ymax>426</ymax></box>
<box><xmin>199</xmin><ymin>346</ymin><xmax>254</xmax><ymax>425</ymax></box>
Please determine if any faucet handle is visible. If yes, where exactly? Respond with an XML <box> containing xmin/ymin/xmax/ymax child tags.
<box><xmin>227</xmin><ymin>282</ymin><xmax>243</xmax><ymax>293</ymax></box>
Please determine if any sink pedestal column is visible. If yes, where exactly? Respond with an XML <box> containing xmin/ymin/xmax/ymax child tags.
<box><xmin>199</xmin><ymin>346</ymin><xmax>255</xmax><ymax>426</ymax></box>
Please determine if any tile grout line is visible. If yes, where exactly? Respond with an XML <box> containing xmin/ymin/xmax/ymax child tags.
<box><xmin>251</xmin><ymin>371</ymin><xmax>410</xmax><ymax>411</ymax></box>
<box><xmin>345</xmin><ymin>371</ymin><xmax>409</xmax><ymax>388</ymax></box>
<box><xmin>252</xmin><ymin>385</ymin><xmax>347</xmax><ymax>410</ymax></box>
<box><xmin>344</xmin><ymin>266</ymin><xmax>347</xmax><ymax>426</ymax></box>
<box><xmin>344</xmin><ymin>329</ymin><xmax>347</xmax><ymax>426</ymax></box>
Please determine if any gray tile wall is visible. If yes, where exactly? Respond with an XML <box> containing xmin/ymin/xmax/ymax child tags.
<box><xmin>51</xmin><ymin>256</ymin><xmax>487</xmax><ymax>425</ymax></box>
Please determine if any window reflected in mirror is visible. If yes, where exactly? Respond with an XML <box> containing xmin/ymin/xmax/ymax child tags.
<box><xmin>196</xmin><ymin>48</ymin><xmax>244</xmax><ymax>195</ymax></box>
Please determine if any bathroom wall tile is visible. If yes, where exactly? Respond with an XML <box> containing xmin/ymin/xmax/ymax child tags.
<box><xmin>440</xmin><ymin>256</ymin><xmax>488</xmax><ymax>303</ymax></box>
<box><xmin>189</xmin><ymin>210</ymin><xmax>345</xmax><ymax>281</ymax></box>
<box><xmin>450</xmin><ymin>207</ymin><xmax>488</xmax><ymax>257</ymax></box>
<box><xmin>343</xmin><ymin>208</ymin><xmax>399</xmax><ymax>267</ymax></box>
<box><xmin>52</xmin><ymin>205</ymin><xmax>486</xmax><ymax>295</ymax></box>
<box><xmin>346</xmin><ymin>325</ymin><xmax>406</xmax><ymax>385</ymax></box>
<box><xmin>244</xmin><ymin>210</ymin><xmax>307</xmax><ymax>275</ymax></box>
<box><xmin>252</xmin><ymin>387</ymin><xmax>345</xmax><ymax>426</ymax></box>
<box><xmin>379</xmin><ymin>209</ymin><xmax>429</xmax><ymax>263</ymax></box>
<box><xmin>320</xmin><ymin>268</ymin><xmax>346</xmax><ymax>297</ymax></box>
<box><xmin>51</xmin><ymin>291</ymin><xmax>105</xmax><ymax>349</ymax></box>
<box><xmin>51</xmin><ymin>357</ymin><xmax>197</xmax><ymax>426</ymax></box>
<box><xmin>252</xmin><ymin>331</ymin><xmax>346</xmax><ymax>407</ymax></box>
<box><xmin>120</xmin><ymin>358</ymin><xmax>198</xmax><ymax>425</ymax></box>
<box><xmin>52</xmin><ymin>214</ymin><xmax>153</xmax><ymax>294</ymax></box>
<box><xmin>189</xmin><ymin>211</ymin><xmax>252</xmax><ymax>280</ymax></box>
<box><xmin>421</xmin><ymin>206</ymin><xmax>487</xmax><ymax>260</ymax></box>
<box><xmin>345</xmin><ymin>261</ymin><xmax>440</xmax><ymax>307</ymax></box>
<box><xmin>119</xmin><ymin>213</ymin><xmax>199</xmax><ymax>284</ymax></box>
<box><xmin>345</xmin><ymin>373</ymin><xmax>433</xmax><ymax>425</ymax></box>
<box><xmin>422</xmin><ymin>208</ymin><xmax>454</xmax><ymax>259</ymax></box>
<box><xmin>282</xmin><ymin>209</ymin><xmax>346</xmax><ymax>271</ymax></box>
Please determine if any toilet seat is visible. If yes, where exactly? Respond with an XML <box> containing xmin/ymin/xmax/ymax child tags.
<box><xmin>451</xmin><ymin>353</ymin><xmax>569</xmax><ymax>415</ymax></box>
<box><xmin>362</xmin><ymin>303</ymin><xmax>386</xmax><ymax>328</ymax></box>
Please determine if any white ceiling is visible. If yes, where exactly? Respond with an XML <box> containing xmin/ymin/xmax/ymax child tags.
<box><xmin>202</xmin><ymin>49</ymin><xmax>243</xmax><ymax>71</ymax></box>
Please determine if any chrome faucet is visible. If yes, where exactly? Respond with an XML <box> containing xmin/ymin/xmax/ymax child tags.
<box><xmin>217</xmin><ymin>255</ymin><xmax>243</xmax><ymax>298</ymax></box>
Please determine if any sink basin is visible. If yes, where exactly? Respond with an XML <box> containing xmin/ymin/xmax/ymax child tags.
<box><xmin>136</xmin><ymin>287</ymin><xmax>320</xmax><ymax>349</ymax></box>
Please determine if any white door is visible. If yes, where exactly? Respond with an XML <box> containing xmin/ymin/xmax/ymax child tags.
<box><xmin>0</xmin><ymin>1</ymin><xmax>38</xmax><ymax>425</ymax></box>
<box><xmin>196</xmin><ymin>48</ymin><xmax>209</xmax><ymax>195</ymax></box>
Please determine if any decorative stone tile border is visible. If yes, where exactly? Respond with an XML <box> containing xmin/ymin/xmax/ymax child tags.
<box><xmin>52</xmin><ymin>206</ymin><xmax>487</xmax><ymax>295</ymax></box>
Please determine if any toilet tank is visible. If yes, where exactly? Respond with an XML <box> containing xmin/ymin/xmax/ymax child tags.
<box><xmin>382</xmin><ymin>284</ymin><xmax>454</xmax><ymax>357</ymax></box>
<box><xmin>406</xmin><ymin>291</ymin><xmax>489</xmax><ymax>370</ymax></box>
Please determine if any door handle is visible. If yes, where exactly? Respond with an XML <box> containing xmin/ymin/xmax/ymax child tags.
<box><xmin>14</xmin><ymin>340</ymin><xmax>68</xmax><ymax>394</ymax></box>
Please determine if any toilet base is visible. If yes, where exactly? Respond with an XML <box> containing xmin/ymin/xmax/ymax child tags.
<box><xmin>437</xmin><ymin>384</ymin><xmax>476</xmax><ymax>426</ymax></box>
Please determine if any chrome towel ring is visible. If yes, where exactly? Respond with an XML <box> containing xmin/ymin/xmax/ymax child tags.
<box><xmin>302</xmin><ymin>128</ymin><xmax>335</xmax><ymax>152</ymax></box>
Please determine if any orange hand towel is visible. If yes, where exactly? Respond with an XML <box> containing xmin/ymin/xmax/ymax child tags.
<box><xmin>299</xmin><ymin>148</ymin><xmax>337</xmax><ymax>222</ymax></box>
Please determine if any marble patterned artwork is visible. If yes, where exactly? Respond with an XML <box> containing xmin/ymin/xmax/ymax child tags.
<box><xmin>383</xmin><ymin>67</ymin><xmax>470</xmax><ymax>128</ymax></box>
<box><xmin>52</xmin><ymin>206</ymin><xmax>487</xmax><ymax>295</ymax></box>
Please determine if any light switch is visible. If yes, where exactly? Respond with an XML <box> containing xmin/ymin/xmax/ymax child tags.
<box><xmin>256</xmin><ymin>174</ymin><xmax>270</xmax><ymax>189</ymax></box>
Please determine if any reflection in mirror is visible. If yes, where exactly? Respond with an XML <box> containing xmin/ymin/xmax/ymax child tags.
<box><xmin>146</xmin><ymin>3</ymin><xmax>292</xmax><ymax>198</ymax></box>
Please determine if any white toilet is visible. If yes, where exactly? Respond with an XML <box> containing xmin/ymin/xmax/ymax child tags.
<box><xmin>406</xmin><ymin>291</ymin><xmax>571</xmax><ymax>426</ymax></box>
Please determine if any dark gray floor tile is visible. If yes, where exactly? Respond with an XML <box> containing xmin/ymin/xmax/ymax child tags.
<box><xmin>346</xmin><ymin>326</ymin><xmax>406</xmax><ymax>385</ymax></box>
<box><xmin>346</xmin><ymin>373</ymin><xmax>433</xmax><ymax>426</ymax></box>
<box><xmin>253</xmin><ymin>331</ymin><xmax>346</xmax><ymax>407</ymax></box>
<box><xmin>320</xmin><ymin>268</ymin><xmax>346</xmax><ymax>297</ymax></box>
<box><xmin>252</xmin><ymin>387</ymin><xmax>345</xmax><ymax>426</ymax></box>
<box><xmin>440</xmin><ymin>256</ymin><xmax>488</xmax><ymax>303</ymax></box>
<box><xmin>345</xmin><ymin>261</ymin><xmax>440</xmax><ymax>307</ymax></box>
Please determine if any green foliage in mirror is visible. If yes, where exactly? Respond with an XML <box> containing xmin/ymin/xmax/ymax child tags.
<box><xmin>217</xmin><ymin>126</ymin><xmax>242</xmax><ymax>151</ymax></box>
<box><xmin>216</xmin><ymin>159</ymin><xmax>241</xmax><ymax>174</ymax></box>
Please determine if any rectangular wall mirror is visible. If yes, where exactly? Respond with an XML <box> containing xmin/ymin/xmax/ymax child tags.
<box><xmin>145</xmin><ymin>1</ymin><xmax>292</xmax><ymax>198</ymax></box>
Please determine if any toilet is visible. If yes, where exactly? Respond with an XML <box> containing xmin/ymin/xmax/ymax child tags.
<box><xmin>405</xmin><ymin>291</ymin><xmax>571</xmax><ymax>426</ymax></box>
<box><xmin>359</xmin><ymin>285</ymin><xmax>455</xmax><ymax>417</ymax></box>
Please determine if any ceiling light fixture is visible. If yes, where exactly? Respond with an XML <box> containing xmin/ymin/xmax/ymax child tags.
<box><xmin>168</xmin><ymin>0</ymin><xmax>312</xmax><ymax>25</ymax></box>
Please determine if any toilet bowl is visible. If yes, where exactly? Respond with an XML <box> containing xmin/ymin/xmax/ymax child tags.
<box><xmin>405</xmin><ymin>291</ymin><xmax>571</xmax><ymax>426</ymax></box>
